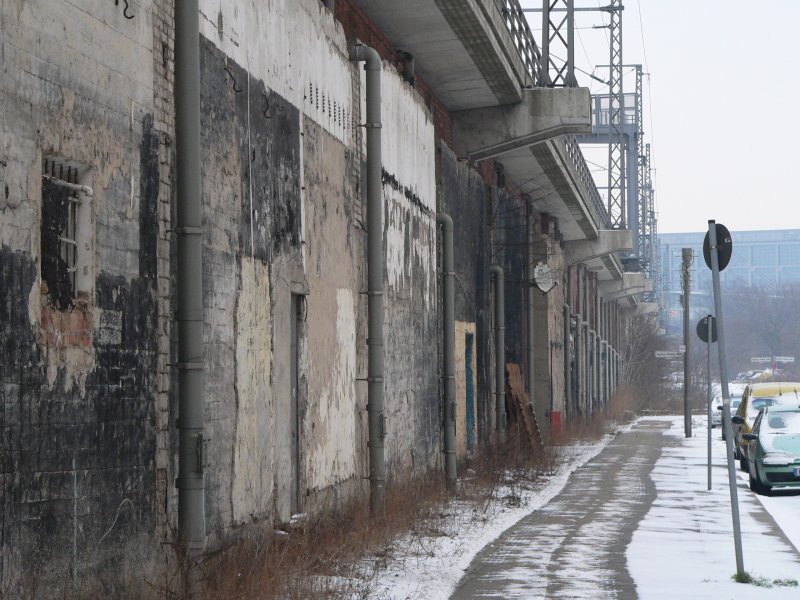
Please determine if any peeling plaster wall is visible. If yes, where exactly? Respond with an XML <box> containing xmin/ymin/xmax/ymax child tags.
<box><xmin>232</xmin><ymin>258</ymin><xmax>273</xmax><ymax>522</ymax></box>
<box><xmin>438</xmin><ymin>145</ymin><xmax>493</xmax><ymax>444</ymax></box>
<box><xmin>0</xmin><ymin>0</ymin><xmax>161</xmax><ymax>592</ymax></box>
<box><xmin>198</xmin><ymin>0</ymin><xmax>441</xmax><ymax>520</ymax></box>
<box><xmin>198</xmin><ymin>0</ymin><xmax>352</xmax><ymax>147</ymax></box>
<box><xmin>305</xmin><ymin>287</ymin><xmax>358</xmax><ymax>486</ymax></box>
<box><xmin>533</xmin><ymin>224</ymin><xmax>567</xmax><ymax>428</ymax></box>
<box><xmin>302</xmin><ymin>116</ymin><xmax>364</xmax><ymax>504</ymax></box>
<box><xmin>378</xmin><ymin>70</ymin><xmax>439</xmax><ymax>476</ymax></box>
<box><xmin>197</xmin><ymin>0</ymin><xmax>365</xmax><ymax>528</ymax></box>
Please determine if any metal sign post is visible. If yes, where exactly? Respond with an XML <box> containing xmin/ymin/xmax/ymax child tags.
<box><xmin>697</xmin><ymin>315</ymin><xmax>717</xmax><ymax>491</ymax></box>
<box><xmin>705</xmin><ymin>220</ymin><xmax>745</xmax><ymax>577</ymax></box>
<box><xmin>682</xmin><ymin>249</ymin><xmax>693</xmax><ymax>437</ymax></box>
<box><xmin>707</xmin><ymin>331</ymin><xmax>712</xmax><ymax>490</ymax></box>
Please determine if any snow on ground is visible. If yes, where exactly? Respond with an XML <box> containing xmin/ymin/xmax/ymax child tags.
<box><xmin>370</xmin><ymin>416</ymin><xmax>800</xmax><ymax>600</ymax></box>
<box><xmin>369</xmin><ymin>427</ymin><xmax>629</xmax><ymax>599</ymax></box>
<box><xmin>629</xmin><ymin>416</ymin><xmax>800</xmax><ymax>599</ymax></box>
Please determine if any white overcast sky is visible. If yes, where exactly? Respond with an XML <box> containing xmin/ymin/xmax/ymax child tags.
<box><xmin>521</xmin><ymin>1</ymin><xmax>800</xmax><ymax>234</ymax></box>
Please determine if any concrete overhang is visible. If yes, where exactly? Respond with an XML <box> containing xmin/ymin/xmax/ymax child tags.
<box><xmin>452</xmin><ymin>88</ymin><xmax>609</xmax><ymax>243</ymax></box>
<box><xmin>355</xmin><ymin>0</ymin><xmax>532</xmax><ymax>110</ymax></box>
<box><xmin>635</xmin><ymin>302</ymin><xmax>660</xmax><ymax>316</ymax></box>
<box><xmin>599</xmin><ymin>272</ymin><xmax>653</xmax><ymax>300</ymax></box>
<box><xmin>452</xmin><ymin>88</ymin><xmax>592</xmax><ymax>161</ymax></box>
<box><xmin>564</xmin><ymin>230</ymin><xmax>633</xmax><ymax>282</ymax></box>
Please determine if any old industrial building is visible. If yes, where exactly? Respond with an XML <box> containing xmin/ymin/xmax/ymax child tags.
<box><xmin>0</xmin><ymin>0</ymin><xmax>655</xmax><ymax>591</ymax></box>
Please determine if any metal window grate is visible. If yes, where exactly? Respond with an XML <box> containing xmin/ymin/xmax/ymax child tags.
<box><xmin>42</xmin><ymin>158</ymin><xmax>88</xmax><ymax>299</ymax></box>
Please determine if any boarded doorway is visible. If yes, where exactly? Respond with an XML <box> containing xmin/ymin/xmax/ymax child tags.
<box><xmin>465</xmin><ymin>332</ymin><xmax>476</xmax><ymax>453</ymax></box>
<box><xmin>289</xmin><ymin>294</ymin><xmax>303</xmax><ymax>515</ymax></box>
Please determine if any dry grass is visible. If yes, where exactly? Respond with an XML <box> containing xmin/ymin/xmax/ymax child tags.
<box><xmin>172</xmin><ymin>391</ymin><xmax>636</xmax><ymax>599</ymax></box>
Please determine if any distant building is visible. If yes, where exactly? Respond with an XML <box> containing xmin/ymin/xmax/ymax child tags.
<box><xmin>658</xmin><ymin>229</ymin><xmax>800</xmax><ymax>334</ymax></box>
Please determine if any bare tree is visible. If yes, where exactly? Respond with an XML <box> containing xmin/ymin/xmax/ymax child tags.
<box><xmin>621</xmin><ymin>312</ymin><xmax>673</xmax><ymax>410</ymax></box>
<box><xmin>723</xmin><ymin>282</ymin><xmax>800</xmax><ymax>378</ymax></box>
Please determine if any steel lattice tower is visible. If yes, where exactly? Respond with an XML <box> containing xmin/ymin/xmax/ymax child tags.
<box><xmin>635</xmin><ymin>65</ymin><xmax>645</xmax><ymax>261</ymax></box>
<box><xmin>607</xmin><ymin>0</ymin><xmax>625</xmax><ymax>229</ymax></box>
<box><xmin>541</xmin><ymin>0</ymin><xmax>577</xmax><ymax>87</ymax></box>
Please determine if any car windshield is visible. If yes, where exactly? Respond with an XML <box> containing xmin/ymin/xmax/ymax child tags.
<box><xmin>731</xmin><ymin>398</ymin><xmax>741</xmax><ymax>409</ymax></box>
<box><xmin>751</xmin><ymin>397</ymin><xmax>777</xmax><ymax>411</ymax></box>
<box><xmin>763</xmin><ymin>411</ymin><xmax>800</xmax><ymax>434</ymax></box>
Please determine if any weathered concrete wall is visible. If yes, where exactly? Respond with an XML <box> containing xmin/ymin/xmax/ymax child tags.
<box><xmin>301</xmin><ymin>114</ymin><xmax>366</xmax><ymax>512</ymax></box>
<box><xmin>196</xmin><ymin>0</ymin><xmax>440</xmax><ymax>529</ymax></box>
<box><xmin>437</xmin><ymin>145</ymin><xmax>493</xmax><ymax>445</ymax></box>
<box><xmin>454</xmin><ymin>321</ymin><xmax>478</xmax><ymax>458</ymax></box>
<box><xmin>379</xmin><ymin>69</ymin><xmax>439</xmax><ymax>476</ymax></box>
<box><xmin>0</xmin><ymin>0</ymin><xmax>611</xmax><ymax>591</ymax></box>
<box><xmin>533</xmin><ymin>217</ymin><xmax>567</xmax><ymax>430</ymax></box>
<box><xmin>497</xmin><ymin>193</ymin><xmax>527</xmax><ymax>372</ymax></box>
<box><xmin>0</xmin><ymin>0</ymin><xmax>163</xmax><ymax>592</ymax></box>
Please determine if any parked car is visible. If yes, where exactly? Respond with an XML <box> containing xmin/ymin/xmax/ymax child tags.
<box><xmin>731</xmin><ymin>382</ymin><xmax>800</xmax><ymax>463</ymax></box>
<box><xmin>741</xmin><ymin>405</ymin><xmax>800</xmax><ymax>494</ymax></box>
<box><xmin>719</xmin><ymin>382</ymin><xmax>746</xmax><ymax>440</ymax></box>
<box><xmin>710</xmin><ymin>394</ymin><xmax>722</xmax><ymax>428</ymax></box>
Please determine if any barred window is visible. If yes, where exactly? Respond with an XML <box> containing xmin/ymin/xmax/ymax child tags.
<box><xmin>41</xmin><ymin>157</ymin><xmax>92</xmax><ymax>310</ymax></box>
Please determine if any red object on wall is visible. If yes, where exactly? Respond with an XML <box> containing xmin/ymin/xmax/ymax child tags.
<box><xmin>550</xmin><ymin>411</ymin><xmax>562</xmax><ymax>435</ymax></box>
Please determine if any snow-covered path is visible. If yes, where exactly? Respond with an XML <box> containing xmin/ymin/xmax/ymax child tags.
<box><xmin>371</xmin><ymin>416</ymin><xmax>800</xmax><ymax>599</ymax></box>
<box><xmin>629</xmin><ymin>416</ymin><xmax>800</xmax><ymax>599</ymax></box>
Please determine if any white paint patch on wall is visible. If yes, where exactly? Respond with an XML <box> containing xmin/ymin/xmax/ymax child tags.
<box><xmin>385</xmin><ymin>201</ymin><xmax>437</xmax><ymax>309</ymax></box>
<box><xmin>232</xmin><ymin>257</ymin><xmax>274</xmax><ymax>522</ymax></box>
<box><xmin>378</xmin><ymin>67</ymin><xmax>437</xmax><ymax>308</ymax></box>
<box><xmin>199</xmin><ymin>0</ymin><xmax>352</xmax><ymax>145</ymax></box>
<box><xmin>306</xmin><ymin>287</ymin><xmax>358</xmax><ymax>491</ymax></box>
<box><xmin>380</xmin><ymin>70</ymin><xmax>436</xmax><ymax>214</ymax></box>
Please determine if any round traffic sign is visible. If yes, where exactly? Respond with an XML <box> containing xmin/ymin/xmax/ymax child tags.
<box><xmin>703</xmin><ymin>223</ymin><xmax>732</xmax><ymax>271</ymax></box>
<box><xmin>696</xmin><ymin>315</ymin><xmax>717</xmax><ymax>344</ymax></box>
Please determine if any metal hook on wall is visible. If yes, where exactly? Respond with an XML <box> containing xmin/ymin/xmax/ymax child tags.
<box><xmin>115</xmin><ymin>0</ymin><xmax>135</xmax><ymax>19</ymax></box>
<box><xmin>224</xmin><ymin>66</ymin><xmax>242</xmax><ymax>93</ymax></box>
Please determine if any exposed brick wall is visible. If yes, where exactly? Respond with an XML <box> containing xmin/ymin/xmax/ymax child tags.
<box><xmin>151</xmin><ymin>0</ymin><xmax>176</xmax><ymax>547</ymax></box>
<box><xmin>0</xmin><ymin>1</ymin><xmax>161</xmax><ymax>592</ymax></box>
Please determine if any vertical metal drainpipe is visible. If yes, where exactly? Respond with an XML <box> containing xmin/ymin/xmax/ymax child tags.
<box><xmin>582</xmin><ymin>268</ymin><xmax>589</xmax><ymax>417</ymax></box>
<box><xmin>563</xmin><ymin>303</ymin><xmax>571</xmax><ymax>420</ymax></box>
<box><xmin>600</xmin><ymin>340</ymin><xmax>608</xmax><ymax>406</ymax></box>
<box><xmin>597</xmin><ymin>297</ymin><xmax>603</xmax><ymax>407</ymax></box>
<box><xmin>564</xmin><ymin>267</ymin><xmax>572</xmax><ymax>420</ymax></box>
<box><xmin>575</xmin><ymin>312</ymin><xmax>583</xmax><ymax>415</ymax></box>
<box><xmin>174</xmin><ymin>0</ymin><xmax>205</xmax><ymax>567</ymax></box>
<box><xmin>437</xmin><ymin>213</ymin><xmax>457</xmax><ymax>492</ymax></box>
<box><xmin>525</xmin><ymin>198</ymin><xmax>535</xmax><ymax>403</ymax></box>
<box><xmin>491</xmin><ymin>266</ymin><xmax>506</xmax><ymax>444</ymax></box>
<box><xmin>349</xmin><ymin>43</ymin><xmax>385</xmax><ymax>512</ymax></box>
<box><xmin>588</xmin><ymin>329</ymin><xmax>596</xmax><ymax>415</ymax></box>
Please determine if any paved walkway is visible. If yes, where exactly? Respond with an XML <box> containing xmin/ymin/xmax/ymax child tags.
<box><xmin>451</xmin><ymin>419</ymin><xmax>672</xmax><ymax>599</ymax></box>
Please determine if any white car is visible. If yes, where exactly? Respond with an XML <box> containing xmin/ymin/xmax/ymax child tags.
<box><xmin>710</xmin><ymin>395</ymin><xmax>722</xmax><ymax>427</ymax></box>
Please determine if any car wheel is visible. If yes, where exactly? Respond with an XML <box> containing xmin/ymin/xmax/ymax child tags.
<box><xmin>749</xmin><ymin>466</ymin><xmax>771</xmax><ymax>496</ymax></box>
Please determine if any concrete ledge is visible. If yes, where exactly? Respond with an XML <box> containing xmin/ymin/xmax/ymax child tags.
<box><xmin>635</xmin><ymin>302</ymin><xmax>660</xmax><ymax>316</ymax></box>
<box><xmin>452</xmin><ymin>87</ymin><xmax>592</xmax><ymax>161</ymax></box>
<box><xmin>564</xmin><ymin>230</ymin><xmax>633</xmax><ymax>266</ymax></box>
<box><xmin>599</xmin><ymin>272</ymin><xmax>653</xmax><ymax>300</ymax></box>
